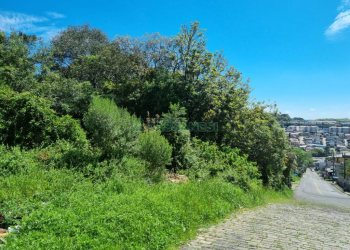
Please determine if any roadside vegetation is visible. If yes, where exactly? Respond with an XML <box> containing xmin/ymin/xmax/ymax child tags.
<box><xmin>1</xmin><ymin>23</ymin><xmax>296</xmax><ymax>249</ymax></box>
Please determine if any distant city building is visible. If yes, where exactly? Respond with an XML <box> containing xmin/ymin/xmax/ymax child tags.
<box><xmin>284</xmin><ymin>122</ymin><xmax>350</xmax><ymax>154</ymax></box>
<box><xmin>286</xmin><ymin>126</ymin><xmax>318</xmax><ymax>133</ymax></box>
<box><xmin>329</xmin><ymin>127</ymin><xmax>350</xmax><ymax>134</ymax></box>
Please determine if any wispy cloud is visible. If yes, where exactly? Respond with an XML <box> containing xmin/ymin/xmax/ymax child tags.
<box><xmin>46</xmin><ymin>11</ymin><xmax>65</xmax><ymax>19</ymax></box>
<box><xmin>309</xmin><ymin>108</ymin><xmax>316</xmax><ymax>112</ymax></box>
<box><xmin>0</xmin><ymin>10</ymin><xmax>65</xmax><ymax>40</ymax></box>
<box><xmin>326</xmin><ymin>1</ymin><xmax>350</xmax><ymax>37</ymax></box>
<box><xmin>338</xmin><ymin>0</ymin><xmax>350</xmax><ymax>11</ymax></box>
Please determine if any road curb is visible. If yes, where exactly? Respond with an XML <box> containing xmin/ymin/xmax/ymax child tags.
<box><xmin>328</xmin><ymin>181</ymin><xmax>350</xmax><ymax>196</ymax></box>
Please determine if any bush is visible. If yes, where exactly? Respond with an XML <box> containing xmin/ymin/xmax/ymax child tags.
<box><xmin>0</xmin><ymin>145</ymin><xmax>37</xmax><ymax>177</ymax></box>
<box><xmin>81</xmin><ymin>156</ymin><xmax>147</xmax><ymax>184</ymax></box>
<box><xmin>83</xmin><ymin>96</ymin><xmax>141</xmax><ymax>159</ymax></box>
<box><xmin>36</xmin><ymin>140</ymin><xmax>97</xmax><ymax>171</ymax></box>
<box><xmin>34</xmin><ymin>73</ymin><xmax>93</xmax><ymax>119</ymax></box>
<box><xmin>0</xmin><ymin>86</ymin><xmax>89</xmax><ymax>148</ymax></box>
<box><xmin>159</xmin><ymin>104</ymin><xmax>191</xmax><ymax>172</ymax></box>
<box><xmin>184</xmin><ymin>139</ymin><xmax>261</xmax><ymax>190</ymax></box>
<box><xmin>138</xmin><ymin>130</ymin><xmax>172</xmax><ymax>181</ymax></box>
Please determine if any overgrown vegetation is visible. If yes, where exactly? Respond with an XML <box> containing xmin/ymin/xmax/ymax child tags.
<box><xmin>0</xmin><ymin>148</ymin><xmax>291</xmax><ymax>249</ymax></box>
<box><xmin>0</xmin><ymin>23</ymin><xmax>295</xmax><ymax>249</ymax></box>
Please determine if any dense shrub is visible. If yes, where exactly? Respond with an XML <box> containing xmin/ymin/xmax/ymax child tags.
<box><xmin>36</xmin><ymin>140</ymin><xmax>97</xmax><ymax>170</ymax></box>
<box><xmin>81</xmin><ymin>156</ymin><xmax>147</xmax><ymax>184</ymax></box>
<box><xmin>0</xmin><ymin>145</ymin><xmax>37</xmax><ymax>177</ymax></box>
<box><xmin>184</xmin><ymin>139</ymin><xmax>260</xmax><ymax>190</ymax></box>
<box><xmin>159</xmin><ymin>104</ymin><xmax>191</xmax><ymax>172</ymax></box>
<box><xmin>0</xmin><ymin>87</ymin><xmax>88</xmax><ymax>148</ymax></box>
<box><xmin>138</xmin><ymin>130</ymin><xmax>172</xmax><ymax>181</ymax></box>
<box><xmin>34</xmin><ymin>73</ymin><xmax>93</xmax><ymax>118</ymax></box>
<box><xmin>83</xmin><ymin>96</ymin><xmax>141</xmax><ymax>159</ymax></box>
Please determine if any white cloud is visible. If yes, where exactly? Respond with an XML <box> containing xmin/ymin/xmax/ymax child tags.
<box><xmin>0</xmin><ymin>11</ymin><xmax>65</xmax><ymax>40</ymax></box>
<box><xmin>309</xmin><ymin>108</ymin><xmax>316</xmax><ymax>112</ymax></box>
<box><xmin>46</xmin><ymin>11</ymin><xmax>65</xmax><ymax>19</ymax></box>
<box><xmin>0</xmin><ymin>11</ymin><xmax>47</xmax><ymax>32</ymax></box>
<box><xmin>325</xmin><ymin>10</ymin><xmax>350</xmax><ymax>37</ymax></box>
<box><xmin>326</xmin><ymin>1</ymin><xmax>350</xmax><ymax>37</ymax></box>
<box><xmin>338</xmin><ymin>0</ymin><xmax>350</xmax><ymax>11</ymax></box>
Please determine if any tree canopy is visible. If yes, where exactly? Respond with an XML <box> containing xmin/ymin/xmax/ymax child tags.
<box><xmin>0</xmin><ymin>23</ymin><xmax>293</xmax><ymax>188</ymax></box>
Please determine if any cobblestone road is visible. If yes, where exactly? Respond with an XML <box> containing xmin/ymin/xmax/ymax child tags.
<box><xmin>182</xmin><ymin>169</ymin><xmax>350</xmax><ymax>249</ymax></box>
<box><xmin>182</xmin><ymin>203</ymin><xmax>350</xmax><ymax>249</ymax></box>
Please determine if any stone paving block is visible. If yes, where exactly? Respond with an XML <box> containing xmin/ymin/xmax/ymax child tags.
<box><xmin>181</xmin><ymin>204</ymin><xmax>350</xmax><ymax>250</ymax></box>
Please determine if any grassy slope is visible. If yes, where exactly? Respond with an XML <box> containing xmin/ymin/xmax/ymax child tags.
<box><xmin>0</xmin><ymin>167</ymin><xmax>292</xmax><ymax>249</ymax></box>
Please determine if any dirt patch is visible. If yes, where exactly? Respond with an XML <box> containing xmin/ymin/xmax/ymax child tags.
<box><xmin>166</xmin><ymin>173</ymin><xmax>189</xmax><ymax>183</ymax></box>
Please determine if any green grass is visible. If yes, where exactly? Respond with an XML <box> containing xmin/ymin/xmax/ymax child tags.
<box><xmin>0</xmin><ymin>167</ymin><xmax>292</xmax><ymax>249</ymax></box>
<box><xmin>292</xmin><ymin>175</ymin><xmax>302</xmax><ymax>185</ymax></box>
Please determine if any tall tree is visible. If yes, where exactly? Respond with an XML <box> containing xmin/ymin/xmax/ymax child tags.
<box><xmin>0</xmin><ymin>32</ymin><xmax>37</xmax><ymax>91</ymax></box>
<box><xmin>51</xmin><ymin>25</ymin><xmax>108</xmax><ymax>74</ymax></box>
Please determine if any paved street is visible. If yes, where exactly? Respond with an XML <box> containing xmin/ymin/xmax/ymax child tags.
<box><xmin>182</xmin><ymin>169</ymin><xmax>350</xmax><ymax>249</ymax></box>
<box><xmin>295</xmin><ymin>169</ymin><xmax>350</xmax><ymax>209</ymax></box>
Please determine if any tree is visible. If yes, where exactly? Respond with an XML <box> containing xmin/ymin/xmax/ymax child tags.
<box><xmin>83</xmin><ymin>96</ymin><xmax>141</xmax><ymax>159</ymax></box>
<box><xmin>0</xmin><ymin>86</ymin><xmax>88</xmax><ymax>148</ymax></box>
<box><xmin>51</xmin><ymin>25</ymin><xmax>108</xmax><ymax>74</ymax></box>
<box><xmin>0</xmin><ymin>32</ymin><xmax>37</xmax><ymax>91</ymax></box>
<box><xmin>34</xmin><ymin>73</ymin><xmax>93</xmax><ymax>119</ymax></box>
<box><xmin>277</xmin><ymin>113</ymin><xmax>291</xmax><ymax>125</ymax></box>
<box><xmin>138</xmin><ymin>130</ymin><xmax>172</xmax><ymax>181</ymax></box>
<box><xmin>293</xmin><ymin>148</ymin><xmax>313</xmax><ymax>174</ymax></box>
<box><xmin>159</xmin><ymin>104</ymin><xmax>191</xmax><ymax>172</ymax></box>
<box><xmin>310</xmin><ymin>148</ymin><xmax>326</xmax><ymax>157</ymax></box>
<box><xmin>223</xmin><ymin>105</ymin><xmax>290</xmax><ymax>187</ymax></box>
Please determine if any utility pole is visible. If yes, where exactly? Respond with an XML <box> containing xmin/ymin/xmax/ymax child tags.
<box><xmin>332</xmin><ymin>150</ymin><xmax>336</xmax><ymax>181</ymax></box>
<box><xmin>343</xmin><ymin>153</ymin><xmax>346</xmax><ymax>181</ymax></box>
<box><xmin>332</xmin><ymin>150</ymin><xmax>335</xmax><ymax>181</ymax></box>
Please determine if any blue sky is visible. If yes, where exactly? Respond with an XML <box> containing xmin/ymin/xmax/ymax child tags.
<box><xmin>1</xmin><ymin>0</ymin><xmax>350</xmax><ymax>119</ymax></box>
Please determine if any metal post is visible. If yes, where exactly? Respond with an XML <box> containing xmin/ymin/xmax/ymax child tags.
<box><xmin>333</xmin><ymin>150</ymin><xmax>336</xmax><ymax>182</ymax></box>
<box><xmin>344</xmin><ymin>153</ymin><xmax>346</xmax><ymax>180</ymax></box>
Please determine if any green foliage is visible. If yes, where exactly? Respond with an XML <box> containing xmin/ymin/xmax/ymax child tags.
<box><xmin>68</xmin><ymin>41</ymin><xmax>146</xmax><ymax>91</ymax></box>
<box><xmin>0</xmin><ymin>23</ymin><xmax>293</xmax><ymax>187</ymax></box>
<box><xmin>0</xmin><ymin>145</ymin><xmax>37</xmax><ymax>177</ymax></box>
<box><xmin>184</xmin><ymin>139</ymin><xmax>261</xmax><ymax>190</ymax></box>
<box><xmin>0</xmin><ymin>165</ymin><xmax>86</xmax><ymax>227</ymax></box>
<box><xmin>0</xmin><ymin>22</ymin><xmax>295</xmax><ymax>249</ymax></box>
<box><xmin>108</xmin><ymin>156</ymin><xmax>147</xmax><ymax>181</ymax></box>
<box><xmin>83</xmin><ymin>96</ymin><xmax>141</xmax><ymax>159</ymax></box>
<box><xmin>36</xmin><ymin>140</ymin><xmax>97</xmax><ymax>170</ymax></box>
<box><xmin>159</xmin><ymin>104</ymin><xmax>191</xmax><ymax>172</ymax></box>
<box><xmin>310</xmin><ymin>148</ymin><xmax>326</xmax><ymax>157</ymax></box>
<box><xmin>0</xmin><ymin>167</ymin><xmax>291</xmax><ymax>249</ymax></box>
<box><xmin>82</xmin><ymin>156</ymin><xmax>147</xmax><ymax>184</ymax></box>
<box><xmin>0</xmin><ymin>87</ymin><xmax>88</xmax><ymax>148</ymax></box>
<box><xmin>138</xmin><ymin>130</ymin><xmax>172</xmax><ymax>181</ymax></box>
<box><xmin>224</xmin><ymin>106</ymin><xmax>290</xmax><ymax>188</ymax></box>
<box><xmin>293</xmin><ymin>148</ymin><xmax>313</xmax><ymax>174</ymax></box>
<box><xmin>0</xmin><ymin>32</ymin><xmax>36</xmax><ymax>91</ymax></box>
<box><xmin>34</xmin><ymin>73</ymin><xmax>93</xmax><ymax>118</ymax></box>
<box><xmin>277</xmin><ymin>113</ymin><xmax>292</xmax><ymax>125</ymax></box>
<box><xmin>51</xmin><ymin>25</ymin><xmax>108</xmax><ymax>73</ymax></box>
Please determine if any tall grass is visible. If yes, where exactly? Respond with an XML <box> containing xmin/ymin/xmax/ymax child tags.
<box><xmin>1</xmin><ymin>167</ymin><xmax>291</xmax><ymax>250</ymax></box>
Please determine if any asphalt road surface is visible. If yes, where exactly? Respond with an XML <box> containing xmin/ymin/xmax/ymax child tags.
<box><xmin>294</xmin><ymin>168</ymin><xmax>350</xmax><ymax>210</ymax></box>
